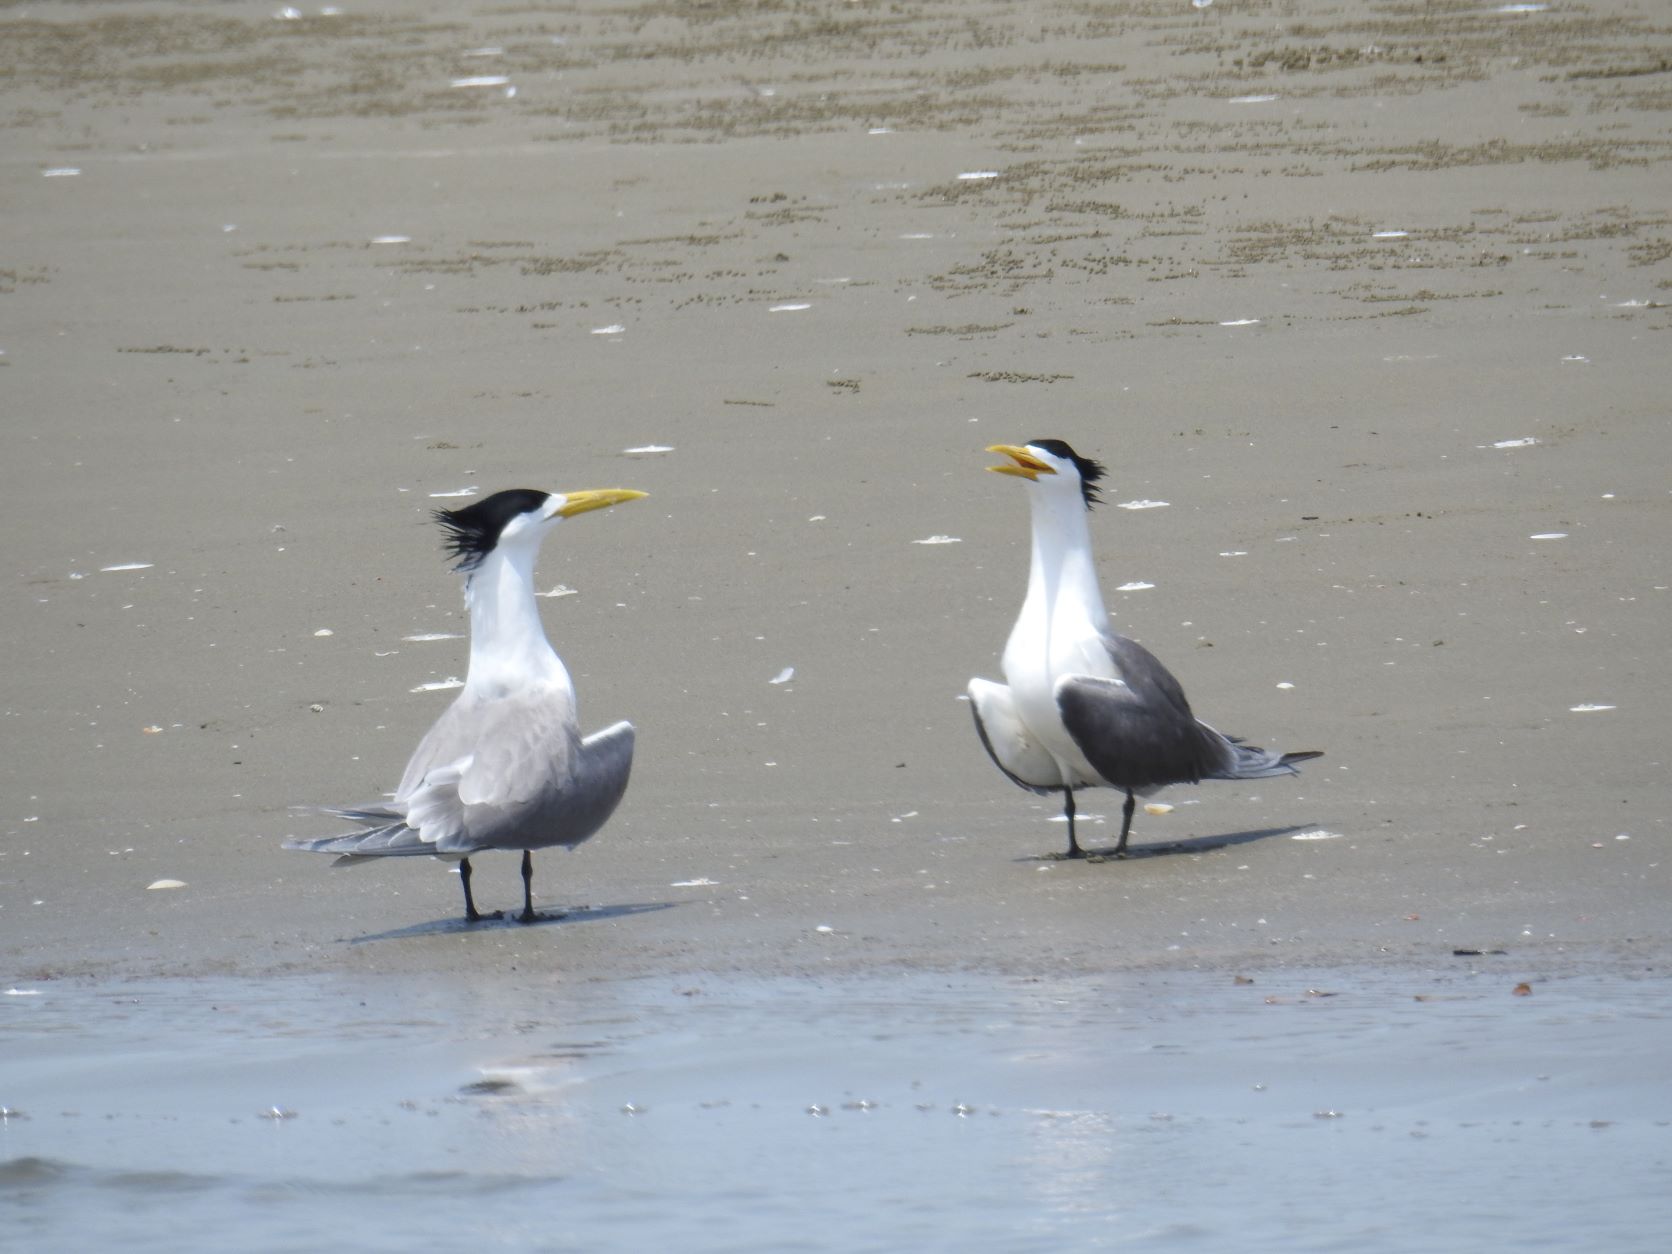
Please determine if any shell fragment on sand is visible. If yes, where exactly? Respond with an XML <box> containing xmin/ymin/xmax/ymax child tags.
<box><xmin>411</xmin><ymin>677</ymin><xmax>465</xmax><ymax>693</ymax></box>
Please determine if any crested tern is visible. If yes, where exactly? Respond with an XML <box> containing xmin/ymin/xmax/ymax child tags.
<box><xmin>969</xmin><ymin>440</ymin><xmax>1320</xmax><ymax>859</ymax></box>
<box><xmin>286</xmin><ymin>486</ymin><xmax>646</xmax><ymax>922</ymax></box>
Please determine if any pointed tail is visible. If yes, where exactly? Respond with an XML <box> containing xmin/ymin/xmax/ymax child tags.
<box><xmin>1210</xmin><ymin>742</ymin><xmax>1324</xmax><ymax>781</ymax></box>
<box><xmin>283</xmin><ymin>814</ymin><xmax>438</xmax><ymax>861</ymax></box>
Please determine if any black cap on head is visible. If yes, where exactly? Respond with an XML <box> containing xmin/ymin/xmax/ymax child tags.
<box><xmin>434</xmin><ymin>488</ymin><xmax>551</xmax><ymax>571</ymax></box>
<box><xmin>1029</xmin><ymin>438</ymin><xmax>1106</xmax><ymax>509</ymax></box>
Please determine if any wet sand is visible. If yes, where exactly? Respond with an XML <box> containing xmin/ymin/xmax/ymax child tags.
<box><xmin>6</xmin><ymin>1</ymin><xmax>1672</xmax><ymax>1246</ymax></box>
<box><xmin>7</xmin><ymin>964</ymin><xmax>1672</xmax><ymax>1252</ymax></box>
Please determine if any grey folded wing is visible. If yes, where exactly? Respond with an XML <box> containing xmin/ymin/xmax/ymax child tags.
<box><xmin>402</xmin><ymin>691</ymin><xmax>635</xmax><ymax>855</ymax></box>
<box><xmin>288</xmin><ymin>687</ymin><xmax>635</xmax><ymax>859</ymax></box>
<box><xmin>1055</xmin><ymin>632</ymin><xmax>1233</xmax><ymax>790</ymax></box>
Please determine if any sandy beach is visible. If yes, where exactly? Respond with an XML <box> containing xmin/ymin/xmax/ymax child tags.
<box><xmin>6</xmin><ymin>0</ymin><xmax>1669</xmax><ymax>982</ymax></box>
<box><xmin>3</xmin><ymin>0</ymin><xmax>1671</xmax><ymax>1245</ymax></box>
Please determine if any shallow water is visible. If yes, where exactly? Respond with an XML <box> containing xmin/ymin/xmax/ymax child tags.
<box><xmin>3</xmin><ymin>966</ymin><xmax>1669</xmax><ymax>1252</ymax></box>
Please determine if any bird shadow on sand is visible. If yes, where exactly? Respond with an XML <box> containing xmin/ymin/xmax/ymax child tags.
<box><xmin>1016</xmin><ymin>823</ymin><xmax>1318</xmax><ymax>865</ymax></box>
<box><xmin>346</xmin><ymin>900</ymin><xmax>678</xmax><ymax>945</ymax></box>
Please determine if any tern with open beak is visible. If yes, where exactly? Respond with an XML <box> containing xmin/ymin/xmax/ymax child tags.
<box><xmin>286</xmin><ymin>486</ymin><xmax>646</xmax><ymax>922</ymax></box>
<box><xmin>969</xmin><ymin>440</ymin><xmax>1320</xmax><ymax>859</ymax></box>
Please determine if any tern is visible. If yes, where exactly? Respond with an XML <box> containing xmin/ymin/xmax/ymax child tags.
<box><xmin>286</xmin><ymin>486</ymin><xmax>646</xmax><ymax>922</ymax></box>
<box><xmin>969</xmin><ymin>440</ymin><xmax>1320</xmax><ymax>859</ymax></box>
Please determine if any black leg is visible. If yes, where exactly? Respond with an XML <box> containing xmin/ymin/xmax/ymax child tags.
<box><xmin>516</xmin><ymin>849</ymin><xmax>538</xmax><ymax>923</ymax></box>
<box><xmin>459</xmin><ymin>857</ymin><xmax>502</xmax><ymax>923</ymax></box>
<box><xmin>1062</xmin><ymin>788</ymin><xmax>1086</xmax><ymax>859</ymax></box>
<box><xmin>1114</xmin><ymin>790</ymin><xmax>1136</xmax><ymax>857</ymax></box>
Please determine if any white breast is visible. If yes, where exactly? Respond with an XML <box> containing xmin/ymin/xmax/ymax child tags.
<box><xmin>1001</xmin><ymin>600</ymin><xmax>1115</xmax><ymax>787</ymax></box>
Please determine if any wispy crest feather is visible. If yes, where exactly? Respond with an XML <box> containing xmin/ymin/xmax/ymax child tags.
<box><xmin>1030</xmin><ymin>438</ymin><xmax>1107</xmax><ymax>509</ymax></box>
<box><xmin>433</xmin><ymin>488</ymin><xmax>552</xmax><ymax>572</ymax></box>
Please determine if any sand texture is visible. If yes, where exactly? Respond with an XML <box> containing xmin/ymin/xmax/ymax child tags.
<box><xmin>4</xmin><ymin>0</ymin><xmax>1670</xmax><ymax>983</ymax></box>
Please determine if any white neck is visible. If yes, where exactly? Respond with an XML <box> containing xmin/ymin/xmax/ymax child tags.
<box><xmin>1020</xmin><ymin>486</ymin><xmax>1107</xmax><ymax>637</ymax></box>
<box><xmin>462</xmin><ymin>543</ymin><xmax>570</xmax><ymax>698</ymax></box>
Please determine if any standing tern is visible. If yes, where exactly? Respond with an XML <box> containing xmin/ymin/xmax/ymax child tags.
<box><xmin>286</xmin><ymin>486</ymin><xmax>647</xmax><ymax>922</ymax></box>
<box><xmin>969</xmin><ymin>440</ymin><xmax>1320</xmax><ymax>859</ymax></box>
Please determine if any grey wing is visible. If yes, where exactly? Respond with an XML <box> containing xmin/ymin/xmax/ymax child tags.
<box><xmin>456</xmin><ymin>713</ymin><xmax>635</xmax><ymax>853</ymax></box>
<box><xmin>286</xmin><ymin>689</ymin><xmax>614</xmax><ymax>860</ymax></box>
<box><xmin>395</xmin><ymin>687</ymin><xmax>585</xmax><ymax>854</ymax></box>
<box><xmin>394</xmin><ymin>690</ymin><xmax>496</xmax><ymax>805</ymax></box>
<box><xmin>1055</xmin><ymin>632</ymin><xmax>1233</xmax><ymax>790</ymax></box>
<box><xmin>543</xmin><ymin>718</ymin><xmax>636</xmax><ymax>850</ymax></box>
<box><xmin>456</xmin><ymin>690</ymin><xmax>582</xmax><ymax>810</ymax></box>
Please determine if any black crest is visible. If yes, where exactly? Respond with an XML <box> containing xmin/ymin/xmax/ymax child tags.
<box><xmin>1029</xmin><ymin>438</ymin><xmax>1106</xmax><ymax>509</ymax></box>
<box><xmin>434</xmin><ymin>488</ymin><xmax>551</xmax><ymax>571</ymax></box>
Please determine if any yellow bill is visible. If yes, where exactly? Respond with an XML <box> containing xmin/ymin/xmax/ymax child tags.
<box><xmin>985</xmin><ymin>444</ymin><xmax>1056</xmax><ymax>480</ymax></box>
<box><xmin>552</xmin><ymin>488</ymin><xmax>649</xmax><ymax>519</ymax></box>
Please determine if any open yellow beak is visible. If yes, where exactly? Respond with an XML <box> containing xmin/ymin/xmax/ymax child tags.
<box><xmin>985</xmin><ymin>444</ymin><xmax>1055</xmax><ymax>481</ymax></box>
<box><xmin>552</xmin><ymin>488</ymin><xmax>649</xmax><ymax>519</ymax></box>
